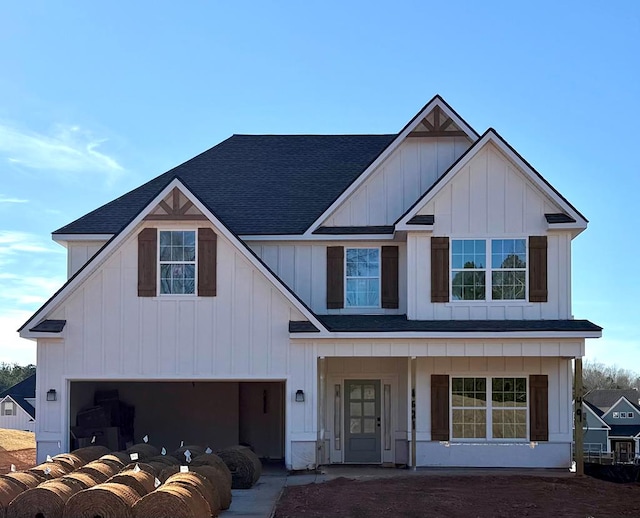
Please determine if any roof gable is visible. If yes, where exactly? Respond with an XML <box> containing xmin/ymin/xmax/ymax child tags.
<box><xmin>585</xmin><ymin>389</ymin><xmax>640</xmax><ymax>411</ymax></box>
<box><xmin>396</xmin><ymin>129</ymin><xmax>588</xmax><ymax>235</ymax></box>
<box><xmin>305</xmin><ymin>96</ymin><xmax>479</xmax><ymax>234</ymax></box>
<box><xmin>21</xmin><ymin>179</ymin><xmax>328</xmax><ymax>337</ymax></box>
<box><xmin>581</xmin><ymin>400</ymin><xmax>610</xmax><ymax>429</ymax></box>
<box><xmin>0</xmin><ymin>374</ymin><xmax>36</xmax><ymax>400</ymax></box>
<box><xmin>602</xmin><ymin>396</ymin><xmax>640</xmax><ymax>420</ymax></box>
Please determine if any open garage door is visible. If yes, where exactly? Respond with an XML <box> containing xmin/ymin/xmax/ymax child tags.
<box><xmin>69</xmin><ymin>381</ymin><xmax>285</xmax><ymax>460</ymax></box>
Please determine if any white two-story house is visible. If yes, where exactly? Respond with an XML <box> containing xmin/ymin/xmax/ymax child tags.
<box><xmin>20</xmin><ymin>95</ymin><xmax>601</xmax><ymax>469</ymax></box>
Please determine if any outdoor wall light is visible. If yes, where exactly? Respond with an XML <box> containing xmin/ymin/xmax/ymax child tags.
<box><xmin>295</xmin><ymin>389</ymin><xmax>305</xmax><ymax>402</ymax></box>
<box><xmin>46</xmin><ymin>389</ymin><xmax>57</xmax><ymax>402</ymax></box>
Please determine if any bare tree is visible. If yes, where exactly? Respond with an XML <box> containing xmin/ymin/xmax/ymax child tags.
<box><xmin>582</xmin><ymin>360</ymin><xmax>640</xmax><ymax>393</ymax></box>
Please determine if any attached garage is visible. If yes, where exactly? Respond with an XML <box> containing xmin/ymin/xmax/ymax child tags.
<box><xmin>68</xmin><ymin>381</ymin><xmax>285</xmax><ymax>460</ymax></box>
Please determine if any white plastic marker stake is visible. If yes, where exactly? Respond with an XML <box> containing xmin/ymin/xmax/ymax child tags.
<box><xmin>180</xmin><ymin>465</ymin><xmax>189</xmax><ymax>473</ymax></box>
<box><xmin>143</xmin><ymin>435</ymin><xmax>149</xmax><ymax>443</ymax></box>
<box><xmin>161</xmin><ymin>447</ymin><xmax>167</xmax><ymax>456</ymax></box>
<box><xmin>130</xmin><ymin>453</ymin><xmax>139</xmax><ymax>461</ymax></box>
<box><xmin>57</xmin><ymin>442</ymin><xmax>61</xmax><ymax>450</ymax></box>
<box><xmin>91</xmin><ymin>436</ymin><xmax>96</xmax><ymax>444</ymax></box>
<box><xmin>184</xmin><ymin>449</ymin><xmax>192</xmax><ymax>463</ymax></box>
<box><xmin>205</xmin><ymin>447</ymin><xmax>212</xmax><ymax>454</ymax></box>
<box><xmin>154</xmin><ymin>477</ymin><xmax>161</xmax><ymax>488</ymax></box>
<box><xmin>46</xmin><ymin>455</ymin><xmax>53</xmax><ymax>463</ymax></box>
<box><xmin>133</xmin><ymin>464</ymin><xmax>141</xmax><ymax>473</ymax></box>
<box><xmin>10</xmin><ymin>464</ymin><xmax>16</xmax><ymax>472</ymax></box>
<box><xmin>44</xmin><ymin>467</ymin><xmax>51</xmax><ymax>475</ymax></box>
<box><xmin>180</xmin><ymin>440</ymin><xmax>184</xmax><ymax>448</ymax></box>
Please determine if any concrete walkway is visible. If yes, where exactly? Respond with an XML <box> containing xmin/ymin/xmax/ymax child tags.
<box><xmin>222</xmin><ymin>464</ymin><xmax>575</xmax><ymax>517</ymax></box>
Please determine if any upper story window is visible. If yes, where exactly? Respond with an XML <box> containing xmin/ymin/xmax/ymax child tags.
<box><xmin>159</xmin><ymin>230</ymin><xmax>196</xmax><ymax>295</ymax></box>
<box><xmin>451</xmin><ymin>239</ymin><xmax>526</xmax><ymax>301</ymax></box>
<box><xmin>345</xmin><ymin>248</ymin><xmax>380</xmax><ymax>307</ymax></box>
<box><xmin>1</xmin><ymin>401</ymin><xmax>15</xmax><ymax>416</ymax></box>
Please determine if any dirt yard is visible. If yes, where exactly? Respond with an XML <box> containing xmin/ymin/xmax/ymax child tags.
<box><xmin>275</xmin><ymin>474</ymin><xmax>640</xmax><ymax>518</ymax></box>
<box><xmin>0</xmin><ymin>429</ymin><xmax>36</xmax><ymax>472</ymax></box>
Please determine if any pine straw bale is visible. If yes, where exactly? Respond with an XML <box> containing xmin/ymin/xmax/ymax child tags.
<box><xmin>106</xmin><ymin>470</ymin><xmax>156</xmax><ymax>498</ymax></box>
<box><xmin>190</xmin><ymin>453</ymin><xmax>231</xmax><ymax>480</ymax></box>
<box><xmin>125</xmin><ymin>444</ymin><xmax>160</xmax><ymax>461</ymax></box>
<box><xmin>7</xmin><ymin>479</ymin><xmax>82</xmax><ymax>518</ymax></box>
<box><xmin>0</xmin><ymin>477</ymin><xmax>30</xmax><ymax>518</ymax></box>
<box><xmin>131</xmin><ymin>484</ymin><xmax>210</xmax><ymax>518</ymax></box>
<box><xmin>98</xmin><ymin>452</ymin><xmax>130</xmax><ymax>468</ymax></box>
<box><xmin>62</xmin><ymin>482</ymin><xmax>140</xmax><ymax>518</ymax></box>
<box><xmin>70</xmin><ymin>446</ymin><xmax>110</xmax><ymax>464</ymax></box>
<box><xmin>0</xmin><ymin>473</ymin><xmax>45</xmax><ymax>491</ymax></box>
<box><xmin>164</xmin><ymin>472</ymin><xmax>220</xmax><ymax>517</ymax></box>
<box><xmin>76</xmin><ymin>461</ymin><xmax>120</xmax><ymax>484</ymax></box>
<box><xmin>215</xmin><ymin>446</ymin><xmax>261</xmax><ymax>489</ymax></box>
<box><xmin>146</xmin><ymin>455</ymin><xmax>180</xmax><ymax>467</ymax></box>
<box><xmin>51</xmin><ymin>453</ymin><xmax>86</xmax><ymax>472</ymax></box>
<box><xmin>28</xmin><ymin>463</ymin><xmax>71</xmax><ymax>480</ymax></box>
<box><xmin>171</xmin><ymin>445</ymin><xmax>206</xmax><ymax>463</ymax></box>
<box><xmin>58</xmin><ymin>472</ymin><xmax>101</xmax><ymax>490</ymax></box>
<box><xmin>160</xmin><ymin>466</ymin><xmax>231</xmax><ymax>510</ymax></box>
<box><xmin>122</xmin><ymin>463</ymin><xmax>162</xmax><ymax>477</ymax></box>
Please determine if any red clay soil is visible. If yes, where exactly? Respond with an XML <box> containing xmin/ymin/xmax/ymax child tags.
<box><xmin>0</xmin><ymin>448</ymin><xmax>36</xmax><ymax>472</ymax></box>
<box><xmin>275</xmin><ymin>475</ymin><xmax>640</xmax><ymax>518</ymax></box>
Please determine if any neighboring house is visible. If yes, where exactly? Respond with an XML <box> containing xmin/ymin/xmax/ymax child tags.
<box><xmin>581</xmin><ymin>389</ymin><xmax>640</xmax><ymax>462</ymax></box>
<box><xmin>19</xmin><ymin>95</ymin><xmax>602</xmax><ymax>469</ymax></box>
<box><xmin>0</xmin><ymin>374</ymin><xmax>36</xmax><ymax>432</ymax></box>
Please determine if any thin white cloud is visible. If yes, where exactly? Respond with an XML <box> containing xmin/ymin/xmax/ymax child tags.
<box><xmin>0</xmin><ymin>195</ymin><xmax>28</xmax><ymax>203</ymax></box>
<box><xmin>0</xmin><ymin>311</ymin><xmax>36</xmax><ymax>365</ymax></box>
<box><xmin>0</xmin><ymin>230</ymin><xmax>62</xmax><ymax>256</ymax></box>
<box><xmin>0</xmin><ymin>121</ymin><xmax>123</xmax><ymax>180</ymax></box>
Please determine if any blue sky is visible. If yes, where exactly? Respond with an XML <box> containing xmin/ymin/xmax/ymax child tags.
<box><xmin>0</xmin><ymin>1</ymin><xmax>638</xmax><ymax>368</ymax></box>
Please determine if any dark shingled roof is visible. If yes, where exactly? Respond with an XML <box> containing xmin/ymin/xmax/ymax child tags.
<box><xmin>292</xmin><ymin>315</ymin><xmax>602</xmax><ymax>333</ymax></box>
<box><xmin>54</xmin><ymin>134</ymin><xmax>397</xmax><ymax>236</ymax></box>
<box><xmin>0</xmin><ymin>374</ymin><xmax>36</xmax><ymax>419</ymax></box>
<box><xmin>608</xmin><ymin>424</ymin><xmax>640</xmax><ymax>438</ymax></box>
<box><xmin>29</xmin><ymin>320</ymin><xmax>66</xmax><ymax>333</ymax></box>
<box><xmin>407</xmin><ymin>215</ymin><xmax>435</xmax><ymax>225</ymax></box>
<box><xmin>313</xmin><ymin>226</ymin><xmax>394</xmax><ymax>235</ymax></box>
<box><xmin>545</xmin><ymin>213</ymin><xmax>576</xmax><ymax>224</ymax></box>
<box><xmin>583</xmin><ymin>399</ymin><xmax>605</xmax><ymax>418</ymax></box>
<box><xmin>585</xmin><ymin>389</ymin><xmax>640</xmax><ymax>411</ymax></box>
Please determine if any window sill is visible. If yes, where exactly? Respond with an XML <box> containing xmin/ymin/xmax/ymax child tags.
<box><xmin>445</xmin><ymin>301</ymin><xmax>533</xmax><ymax>307</ymax></box>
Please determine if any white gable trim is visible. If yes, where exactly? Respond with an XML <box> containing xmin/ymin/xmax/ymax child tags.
<box><xmin>395</xmin><ymin>130</ymin><xmax>588</xmax><ymax>233</ymax></box>
<box><xmin>602</xmin><ymin>396</ymin><xmax>640</xmax><ymax>419</ymax></box>
<box><xmin>304</xmin><ymin>96</ymin><xmax>479</xmax><ymax>236</ymax></box>
<box><xmin>0</xmin><ymin>395</ymin><xmax>31</xmax><ymax>416</ymax></box>
<box><xmin>52</xmin><ymin>234</ymin><xmax>113</xmax><ymax>246</ymax></box>
<box><xmin>20</xmin><ymin>178</ymin><xmax>329</xmax><ymax>338</ymax></box>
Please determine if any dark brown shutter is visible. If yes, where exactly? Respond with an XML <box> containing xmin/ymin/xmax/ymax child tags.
<box><xmin>198</xmin><ymin>228</ymin><xmax>217</xmax><ymax>297</ymax></box>
<box><xmin>326</xmin><ymin>246</ymin><xmax>344</xmax><ymax>309</ymax></box>
<box><xmin>138</xmin><ymin>227</ymin><xmax>157</xmax><ymax>297</ymax></box>
<box><xmin>381</xmin><ymin>246</ymin><xmax>399</xmax><ymax>309</ymax></box>
<box><xmin>529</xmin><ymin>375</ymin><xmax>549</xmax><ymax>441</ymax></box>
<box><xmin>431</xmin><ymin>237</ymin><xmax>449</xmax><ymax>303</ymax></box>
<box><xmin>529</xmin><ymin>236</ymin><xmax>547</xmax><ymax>302</ymax></box>
<box><xmin>431</xmin><ymin>374</ymin><xmax>450</xmax><ymax>441</ymax></box>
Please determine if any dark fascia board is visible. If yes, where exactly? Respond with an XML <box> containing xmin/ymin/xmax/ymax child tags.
<box><xmin>545</xmin><ymin>213</ymin><xmax>576</xmax><ymax>224</ymax></box>
<box><xmin>29</xmin><ymin>320</ymin><xmax>66</xmax><ymax>333</ymax></box>
<box><xmin>289</xmin><ymin>321</ymin><xmax>320</xmax><ymax>333</ymax></box>
<box><xmin>314</xmin><ymin>315</ymin><xmax>602</xmax><ymax>333</ymax></box>
<box><xmin>313</xmin><ymin>226</ymin><xmax>394</xmax><ymax>235</ymax></box>
<box><xmin>407</xmin><ymin>215</ymin><xmax>435</xmax><ymax>225</ymax></box>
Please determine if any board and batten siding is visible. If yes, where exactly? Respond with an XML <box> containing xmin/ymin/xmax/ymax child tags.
<box><xmin>0</xmin><ymin>399</ymin><xmax>34</xmax><ymax>432</ymax></box>
<box><xmin>67</xmin><ymin>241</ymin><xmax>109</xmax><ymax>277</ymax></box>
<box><xmin>323</xmin><ymin>137</ymin><xmax>471</xmax><ymax>227</ymax></box>
<box><xmin>248</xmin><ymin>241</ymin><xmax>407</xmax><ymax>315</ymax></box>
<box><xmin>407</xmin><ymin>143</ymin><xmax>572</xmax><ymax>320</ymax></box>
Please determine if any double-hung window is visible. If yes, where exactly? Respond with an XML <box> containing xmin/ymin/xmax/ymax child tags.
<box><xmin>345</xmin><ymin>248</ymin><xmax>380</xmax><ymax>307</ymax></box>
<box><xmin>1</xmin><ymin>401</ymin><xmax>15</xmax><ymax>416</ymax></box>
<box><xmin>451</xmin><ymin>238</ymin><xmax>526</xmax><ymax>301</ymax></box>
<box><xmin>451</xmin><ymin>377</ymin><xmax>527</xmax><ymax>440</ymax></box>
<box><xmin>159</xmin><ymin>230</ymin><xmax>196</xmax><ymax>295</ymax></box>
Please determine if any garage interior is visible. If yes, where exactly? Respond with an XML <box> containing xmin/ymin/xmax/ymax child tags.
<box><xmin>69</xmin><ymin>381</ymin><xmax>285</xmax><ymax>460</ymax></box>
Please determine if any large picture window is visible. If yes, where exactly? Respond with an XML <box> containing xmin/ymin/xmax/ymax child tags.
<box><xmin>451</xmin><ymin>377</ymin><xmax>527</xmax><ymax>440</ymax></box>
<box><xmin>451</xmin><ymin>239</ymin><xmax>526</xmax><ymax>301</ymax></box>
<box><xmin>159</xmin><ymin>230</ymin><xmax>196</xmax><ymax>295</ymax></box>
<box><xmin>345</xmin><ymin>248</ymin><xmax>380</xmax><ymax>307</ymax></box>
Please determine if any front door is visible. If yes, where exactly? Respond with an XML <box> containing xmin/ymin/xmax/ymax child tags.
<box><xmin>615</xmin><ymin>441</ymin><xmax>633</xmax><ymax>463</ymax></box>
<box><xmin>344</xmin><ymin>380</ymin><xmax>381</xmax><ymax>463</ymax></box>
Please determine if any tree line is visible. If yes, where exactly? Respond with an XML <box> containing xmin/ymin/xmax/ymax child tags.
<box><xmin>0</xmin><ymin>363</ymin><xmax>36</xmax><ymax>393</ymax></box>
<box><xmin>583</xmin><ymin>360</ymin><xmax>640</xmax><ymax>393</ymax></box>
